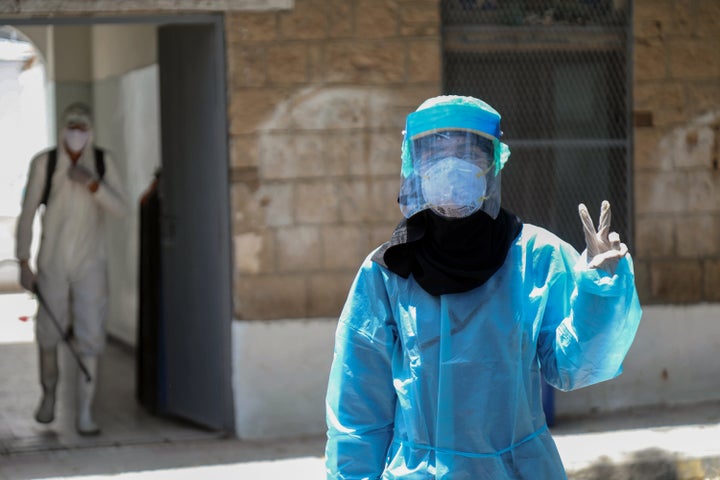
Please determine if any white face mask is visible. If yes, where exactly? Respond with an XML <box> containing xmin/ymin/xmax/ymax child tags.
<box><xmin>64</xmin><ymin>129</ymin><xmax>90</xmax><ymax>153</ymax></box>
<box><xmin>421</xmin><ymin>157</ymin><xmax>487</xmax><ymax>218</ymax></box>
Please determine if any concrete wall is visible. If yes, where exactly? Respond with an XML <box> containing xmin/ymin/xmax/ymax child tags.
<box><xmin>232</xmin><ymin>317</ymin><xmax>335</xmax><ymax>439</ymax></box>
<box><xmin>91</xmin><ymin>24</ymin><xmax>160</xmax><ymax>346</ymax></box>
<box><xmin>556</xmin><ymin>304</ymin><xmax>720</xmax><ymax>417</ymax></box>
<box><xmin>231</xmin><ymin>304</ymin><xmax>720</xmax><ymax>440</ymax></box>
<box><xmin>53</xmin><ymin>25</ymin><xmax>92</xmax><ymax>125</ymax></box>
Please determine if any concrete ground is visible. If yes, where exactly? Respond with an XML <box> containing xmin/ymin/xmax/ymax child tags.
<box><xmin>1</xmin><ymin>292</ymin><xmax>719</xmax><ymax>480</ymax></box>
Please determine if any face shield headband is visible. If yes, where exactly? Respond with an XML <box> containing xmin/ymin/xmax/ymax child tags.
<box><xmin>401</xmin><ymin>103</ymin><xmax>510</xmax><ymax>179</ymax></box>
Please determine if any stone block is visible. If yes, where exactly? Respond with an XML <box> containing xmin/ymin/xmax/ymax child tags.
<box><xmin>633</xmin><ymin>260</ymin><xmax>652</xmax><ymax>305</ymax></box>
<box><xmin>650</xmin><ymin>108</ymin><xmax>689</xmax><ymax>129</ymax></box>
<box><xmin>234</xmin><ymin>231</ymin><xmax>274</xmax><ymax>274</ymax></box>
<box><xmin>367</xmin><ymin>85</ymin><xmax>440</xmax><ymax>129</ymax></box>
<box><xmin>256</xmin><ymin>182</ymin><xmax>294</xmax><ymax>227</ymax></box>
<box><xmin>635</xmin><ymin>216</ymin><xmax>675</xmax><ymax>259</ymax></box>
<box><xmin>230</xmin><ymin>134</ymin><xmax>259</xmax><ymax>169</ymax></box>
<box><xmin>399</xmin><ymin>0</ymin><xmax>440</xmax><ymax>36</ymax></box>
<box><xmin>633</xmin><ymin>0</ymin><xmax>673</xmax><ymax>38</ymax></box>
<box><xmin>368</xmin><ymin>132</ymin><xmax>402</xmax><ymax>176</ymax></box>
<box><xmin>633</xmin><ymin>16</ymin><xmax>667</xmax><ymax>40</ymax></box>
<box><xmin>368</xmin><ymin>178</ymin><xmax>402</xmax><ymax>222</ymax></box>
<box><xmin>635</xmin><ymin>171</ymin><xmax>688</xmax><ymax>215</ymax></box>
<box><xmin>279</xmin><ymin>0</ymin><xmax>327</xmax><ymax>40</ymax></box>
<box><xmin>295</xmin><ymin>181</ymin><xmax>340</xmax><ymax>224</ymax></box>
<box><xmin>687</xmin><ymin>170</ymin><xmax>720</xmax><ymax>212</ymax></box>
<box><xmin>695</xmin><ymin>0</ymin><xmax>720</xmax><ymax>38</ymax></box>
<box><xmin>407</xmin><ymin>40</ymin><xmax>441</xmax><ymax>84</ymax></box>
<box><xmin>355</xmin><ymin>0</ymin><xmax>399</xmax><ymax>39</ymax></box>
<box><xmin>704</xmin><ymin>259</ymin><xmax>720</xmax><ymax>301</ymax></box>
<box><xmin>232</xmin><ymin>183</ymin><xmax>265</xmax><ymax>232</ymax></box>
<box><xmin>338</xmin><ymin>180</ymin><xmax>370</xmax><ymax>222</ymax></box>
<box><xmin>275</xmin><ymin>225</ymin><xmax>321</xmax><ymax>271</ymax></box>
<box><xmin>337</xmin><ymin>178</ymin><xmax>402</xmax><ymax>223</ymax></box>
<box><xmin>633</xmin><ymin>37</ymin><xmax>667</xmax><ymax>82</ymax></box>
<box><xmin>666</xmin><ymin>0</ymin><xmax>698</xmax><ymax>37</ymax></box>
<box><xmin>686</xmin><ymin>83</ymin><xmax>720</xmax><ymax>114</ymax></box>
<box><xmin>307</xmin><ymin>44</ymin><xmax>324</xmax><ymax>83</ymax></box>
<box><xmin>267</xmin><ymin>43</ymin><xmax>308</xmax><ymax>84</ymax></box>
<box><xmin>672</xmin><ymin>125</ymin><xmax>716</xmax><ymax>169</ymax></box>
<box><xmin>634</xmin><ymin>128</ymin><xmax>672</xmax><ymax>171</ymax></box>
<box><xmin>258</xmin><ymin>132</ymin><xmax>325</xmax><ymax>179</ymax></box>
<box><xmin>324</xmin><ymin>132</ymin><xmax>368</xmax><ymax>177</ymax></box>
<box><xmin>321</xmin><ymin>225</ymin><xmax>366</xmax><ymax>270</ymax></box>
<box><xmin>308</xmin><ymin>272</ymin><xmax>355</xmax><ymax>317</ymax></box>
<box><xmin>0</xmin><ymin>1</ymin><xmax>18</xmax><ymax>13</ymax></box>
<box><xmin>399</xmin><ymin>0</ymin><xmax>439</xmax><ymax>24</ymax></box>
<box><xmin>649</xmin><ymin>260</ymin><xmax>703</xmax><ymax>303</ymax></box>
<box><xmin>668</xmin><ymin>38</ymin><xmax>720</xmax><ymax>80</ymax></box>
<box><xmin>236</xmin><ymin>274</ymin><xmax>307</xmax><ymax>319</ymax></box>
<box><xmin>228</xmin><ymin>45</ymin><xmax>267</xmax><ymax>88</ymax></box>
<box><xmin>328</xmin><ymin>0</ymin><xmax>353</xmax><ymax>38</ymax></box>
<box><xmin>283</xmin><ymin>87</ymin><xmax>370</xmax><ymax>130</ymax></box>
<box><xmin>369</xmin><ymin>223</ymin><xmax>398</xmax><ymax>252</ymax></box>
<box><xmin>633</xmin><ymin>82</ymin><xmax>684</xmax><ymax>112</ymax></box>
<box><xmin>676</xmin><ymin>215</ymin><xmax>718</xmax><ymax>258</ymax></box>
<box><xmin>399</xmin><ymin>23</ymin><xmax>439</xmax><ymax>37</ymax></box>
<box><xmin>226</xmin><ymin>12</ymin><xmax>278</xmax><ymax>44</ymax></box>
<box><xmin>323</xmin><ymin>40</ymin><xmax>406</xmax><ymax>84</ymax></box>
<box><xmin>228</xmin><ymin>87</ymin><xmax>293</xmax><ymax>135</ymax></box>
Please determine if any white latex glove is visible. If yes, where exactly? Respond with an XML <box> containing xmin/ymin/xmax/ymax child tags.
<box><xmin>68</xmin><ymin>164</ymin><xmax>95</xmax><ymax>187</ymax></box>
<box><xmin>578</xmin><ymin>200</ymin><xmax>628</xmax><ymax>275</ymax></box>
<box><xmin>19</xmin><ymin>262</ymin><xmax>36</xmax><ymax>292</ymax></box>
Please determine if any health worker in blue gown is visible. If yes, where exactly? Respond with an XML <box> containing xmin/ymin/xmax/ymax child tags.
<box><xmin>324</xmin><ymin>95</ymin><xmax>642</xmax><ymax>479</ymax></box>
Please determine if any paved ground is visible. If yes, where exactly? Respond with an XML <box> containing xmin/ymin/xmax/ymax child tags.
<box><xmin>1</xmin><ymin>292</ymin><xmax>719</xmax><ymax>479</ymax></box>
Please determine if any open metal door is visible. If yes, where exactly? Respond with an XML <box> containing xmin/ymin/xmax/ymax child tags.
<box><xmin>157</xmin><ymin>21</ymin><xmax>233</xmax><ymax>432</ymax></box>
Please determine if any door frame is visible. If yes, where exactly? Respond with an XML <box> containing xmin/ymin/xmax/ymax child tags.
<box><xmin>1</xmin><ymin>13</ymin><xmax>234</xmax><ymax>433</ymax></box>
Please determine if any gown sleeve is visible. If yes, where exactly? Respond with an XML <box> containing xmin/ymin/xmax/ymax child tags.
<box><xmin>537</xmin><ymin>241</ymin><xmax>643</xmax><ymax>391</ymax></box>
<box><xmin>325</xmin><ymin>257</ymin><xmax>397</xmax><ymax>479</ymax></box>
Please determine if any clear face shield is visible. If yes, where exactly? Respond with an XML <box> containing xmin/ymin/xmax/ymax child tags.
<box><xmin>398</xmin><ymin>97</ymin><xmax>510</xmax><ymax>220</ymax></box>
<box><xmin>402</xmin><ymin>131</ymin><xmax>500</xmax><ymax>219</ymax></box>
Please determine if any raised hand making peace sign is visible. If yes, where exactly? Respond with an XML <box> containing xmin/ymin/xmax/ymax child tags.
<box><xmin>578</xmin><ymin>200</ymin><xmax>628</xmax><ymax>275</ymax></box>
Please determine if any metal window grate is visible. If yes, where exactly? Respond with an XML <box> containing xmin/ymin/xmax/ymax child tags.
<box><xmin>442</xmin><ymin>0</ymin><xmax>632</xmax><ymax>252</ymax></box>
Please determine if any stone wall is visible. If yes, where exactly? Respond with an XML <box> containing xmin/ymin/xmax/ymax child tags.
<box><xmin>226</xmin><ymin>0</ymin><xmax>441</xmax><ymax>320</ymax></box>
<box><xmin>633</xmin><ymin>0</ymin><xmax>720</xmax><ymax>304</ymax></box>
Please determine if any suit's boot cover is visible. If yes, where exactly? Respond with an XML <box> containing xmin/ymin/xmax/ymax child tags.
<box><xmin>35</xmin><ymin>347</ymin><xmax>59</xmax><ymax>424</ymax></box>
<box><xmin>76</xmin><ymin>356</ymin><xmax>101</xmax><ymax>435</ymax></box>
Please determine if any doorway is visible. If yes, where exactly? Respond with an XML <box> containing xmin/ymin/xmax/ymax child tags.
<box><xmin>0</xmin><ymin>15</ymin><xmax>233</xmax><ymax>451</ymax></box>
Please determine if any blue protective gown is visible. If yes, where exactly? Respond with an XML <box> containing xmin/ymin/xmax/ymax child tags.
<box><xmin>325</xmin><ymin>224</ymin><xmax>642</xmax><ymax>479</ymax></box>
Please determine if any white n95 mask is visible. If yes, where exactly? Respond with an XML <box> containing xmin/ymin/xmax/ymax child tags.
<box><xmin>420</xmin><ymin>157</ymin><xmax>488</xmax><ymax>218</ymax></box>
<box><xmin>64</xmin><ymin>129</ymin><xmax>90</xmax><ymax>153</ymax></box>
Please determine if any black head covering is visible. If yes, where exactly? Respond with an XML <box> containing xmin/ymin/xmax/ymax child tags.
<box><xmin>372</xmin><ymin>208</ymin><xmax>523</xmax><ymax>296</ymax></box>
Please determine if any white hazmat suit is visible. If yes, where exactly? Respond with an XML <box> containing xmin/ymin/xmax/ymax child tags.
<box><xmin>16</xmin><ymin>102</ymin><xmax>127</xmax><ymax>435</ymax></box>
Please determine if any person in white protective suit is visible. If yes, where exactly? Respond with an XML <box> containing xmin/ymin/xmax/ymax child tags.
<box><xmin>16</xmin><ymin>102</ymin><xmax>128</xmax><ymax>435</ymax></box>
<box><xmin>325</xmin><ymin>95</ymin><xmax>642</xmax><ymax>479</ymax></box>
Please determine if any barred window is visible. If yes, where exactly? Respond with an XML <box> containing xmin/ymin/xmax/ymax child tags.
<box><xmin>442</xmin><ymin>0</ymin><xmax>633</xmax><ymax>251</ymax></box>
